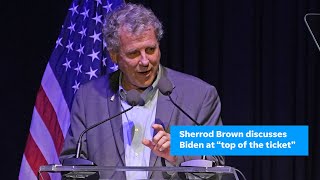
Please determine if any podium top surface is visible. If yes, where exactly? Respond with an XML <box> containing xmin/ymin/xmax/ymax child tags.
<box><xmin>40</xmin><ymin>164</ymin><xmax>236</xmax><ymax>174</ymax></box>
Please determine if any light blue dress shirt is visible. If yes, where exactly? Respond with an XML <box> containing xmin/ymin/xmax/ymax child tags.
<box><xmin>119</xmin><ymin>67</ymin><xmax>162</xmax><ymax>180</ymax></box>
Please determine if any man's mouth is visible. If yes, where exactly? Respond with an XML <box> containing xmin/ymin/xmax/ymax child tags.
<box><xmin>138</xmin><ymin>70</ymin><xmax>151</xmax><ymax>76</ymax></box>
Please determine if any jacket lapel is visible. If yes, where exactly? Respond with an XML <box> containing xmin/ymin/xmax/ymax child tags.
<box><xmin>148</xmin><ymin>68</ymin><xmax>178</xmax><ymax>178</ymax></box>
<box><xmin>107</xmin><ymin>71</ymin><xmax>126</xmax><ymax>165</ymax></box>
<box><xmin>154</xmin><ymin>67</ymin><xmax>178</xmax><ymax>131</ymax></box>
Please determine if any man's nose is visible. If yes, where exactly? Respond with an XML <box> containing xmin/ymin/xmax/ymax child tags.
<box><xmin>139</xmin><ymin>51</ymin><xmax>149</xmax><ymax>66</ymax></box>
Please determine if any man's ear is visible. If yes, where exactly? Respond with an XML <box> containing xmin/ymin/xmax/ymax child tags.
<box><xmin>109</xmin><ymin>51</ymin><xmax>118</xmax><ymax>64</ymax></box>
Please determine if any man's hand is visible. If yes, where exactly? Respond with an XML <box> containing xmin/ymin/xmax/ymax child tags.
<box><xmin>142</xmin><ymin>124</ymin><xmax>177</xmax><ymax>164</ymax></box>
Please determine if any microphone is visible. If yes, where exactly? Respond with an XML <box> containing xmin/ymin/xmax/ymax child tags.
<box><xmin>158</xmin><ymin>76</ymin><xmax>223</xmax><ymax>168</ymax></box>
<box><xmin>63</xmin><ymin>89</ymin><xmax>145</xmax><ymax>166</ymax></box>
<box><xmin>158</xmin><ymin>76</ymin><xmax>200</xmax><ymax>126</ymax></box>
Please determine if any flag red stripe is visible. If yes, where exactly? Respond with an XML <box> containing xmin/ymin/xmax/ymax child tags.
<box><xmin>24</xmin><ymin>134</ymin><xmax>51</xmax><ymax>180</ymax></box>
<box><xmin>35</xmin><ymin>86</ymin><xmax>64</xmax><ymax>154</ymax></box>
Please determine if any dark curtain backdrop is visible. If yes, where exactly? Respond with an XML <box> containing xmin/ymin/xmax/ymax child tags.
<box><xmin>2</xmin><ymin>0</ymin><xmax>319</xmax><ymax>179</ymax></box>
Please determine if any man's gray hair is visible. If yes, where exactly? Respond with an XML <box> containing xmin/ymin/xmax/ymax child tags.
<box><xmin>103</xmin><ymin>3</ymin><xmax>164</xmax><ymax>52</ymax></box>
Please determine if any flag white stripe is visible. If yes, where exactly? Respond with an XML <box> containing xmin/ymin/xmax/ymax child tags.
<box><xmin>41</xmin><ymin>64</ymin><xmax>71</xmax><ymax>138</ymax></box>
<box><xmin>30</xmin><ymin>108</ymin><xmax>60</xmax><ymax>164</ymax></box>
<box><xmin>19</xmin><ymin>155</ymin><xmax>37</xmax><ymax>180</ymax></box>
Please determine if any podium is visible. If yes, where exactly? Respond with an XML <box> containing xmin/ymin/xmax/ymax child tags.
<box><xmin>39</xmin><ymin>165</ymin><xmax>240</xmax><ymax>180</ymax></box>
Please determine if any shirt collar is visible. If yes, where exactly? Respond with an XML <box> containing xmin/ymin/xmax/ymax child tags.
<box><xmin>119</xmin><ymin>65</ymin><xmax>162</xmax><ymax>105</ymax></box>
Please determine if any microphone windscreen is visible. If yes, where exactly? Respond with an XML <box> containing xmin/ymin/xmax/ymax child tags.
<box><xmin>158</xmin><ymin>76</ymin><xmax>173</xmax><ymax>96</ymax></box>
<box><xmin>126</xmin><ymin>89</ymin><xmax>145</xmax><ymax>106</ymax></box>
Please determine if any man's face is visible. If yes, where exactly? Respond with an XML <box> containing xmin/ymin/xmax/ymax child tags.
<box><xmin>111</xmin><ymin>27</ymin><xmax>161</xmax><ymax>91</ymax></box>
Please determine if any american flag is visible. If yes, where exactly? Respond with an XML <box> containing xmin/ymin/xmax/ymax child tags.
<box><xmin>19</xmin><ymin>0</ymin><xmax>123</xmax><ymax>179</ymax></box>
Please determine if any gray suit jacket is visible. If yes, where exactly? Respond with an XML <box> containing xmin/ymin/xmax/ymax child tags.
<box><xmin>60</xmin><ymin>66</ymin><xmax>223</xmax><ymax>179</ymax></box>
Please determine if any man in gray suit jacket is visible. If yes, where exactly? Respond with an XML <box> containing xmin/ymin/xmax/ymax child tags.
<box><xmin>60</xmin><ymin>3</ymin><xmax>223</xmax><ymax>179</ymax></box>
